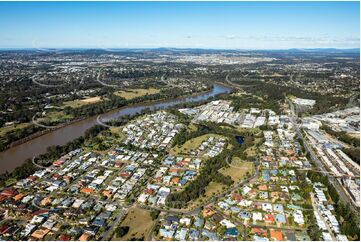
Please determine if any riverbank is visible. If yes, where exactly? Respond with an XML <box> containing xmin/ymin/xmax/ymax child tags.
<box><xmin>3</xmin><ymin>86</ymin><xmax>214</xmax><ymax>153</ymax></box>
<box><xmin>0</xmin><ymin>84</ymin><xmax>231</xmax><ymax>173</ymax></box>
<box><xmin>6</xmin><ymin>117</ymin><xmax>87</xmax><ymax>150</ymax></box>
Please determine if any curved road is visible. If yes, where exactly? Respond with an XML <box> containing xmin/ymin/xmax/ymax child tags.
<box><xmin>225</xmin><ymin>74</ymin><xmax>255</xmax><ymax>89</ymax></box>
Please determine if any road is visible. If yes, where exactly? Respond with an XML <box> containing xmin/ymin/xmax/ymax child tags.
<box><xmin>31</xmin><ymin>156</ymin><xmax>47</xmax><ymax>169</ymax></box>
<box><xmin>225</xmin><ymin>74</ymin><xmax>254</xmax><ymax>89</ymax></box>
<box><xmin>107</xmin><ymin>138</ymin><xmax>261</xmax><ymax>239</ymax></box>
<box><xmin>100</xmin><ymin>207</ymin><xmax>128</xmax><ymax>240</ymax></box>
<box><xmin>287</xmin><ymin>98</ymin><xmax>359</xmax><ymax>215</ymax></box>
<box><xmin>96</xmin><ymin>72</ymin><xmax>121</xmax><ymax>88</ymax></box>
<box><xmin>213</xmin><ymin>207</ymin><xmax>247</xmax><ymax>240</ymax></box>
<box><xmin>146</xmin><ymin>215</ymin><xmax>160</xmax><ymax>241</ymax></box>
<box><xmin>248</xmin><ymin>223</ymin><xmax>306</xmax><ymax>232</ymax></box>
<box><xmin>138</xmin><ymin>163</ymin><xmax>259</xmax><ymax>241</ymax></box>
<box><xmin>310</xmin><ymin>192</ymin><xmax>336</xmax><ymax>240</ymax></box>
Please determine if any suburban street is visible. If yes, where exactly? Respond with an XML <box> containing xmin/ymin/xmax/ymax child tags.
<box><xmin>100</xmin><ymin>207</ymin><xmax>129</xmax><ymax>240</ymax></box>
<box><xmin>310</xmin><ymin>192</ymin><xmax>336</xmax><ymax>240</ymax></box>
<box><xmin>0</xmin><ymin>2</ymin><xmax>359</xmax><ymax>241</ymax></box>
<box><xmin>137</xmin><ymin>156</ymin><xmax>259</xmax><ymax>217</ymax></box>
<box><xmin>287</xmin><ymin>99</ymin><xmax>359</xmax><ymax>215</ymax></box>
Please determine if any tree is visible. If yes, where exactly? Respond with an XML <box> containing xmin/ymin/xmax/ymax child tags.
<box><xmin>150</xmin><ymin>210</ymin><xmax>160</xmax><ymax>220</ymax></box>
<box><xmin>115</xmin><ymin>226</ymin><xmax>130</xmax><ymax>237</ymax></box>
<box><xmin>307</xmin><ymin>224</ymin><xmax>321</xmax><ymax>240</ymax></box>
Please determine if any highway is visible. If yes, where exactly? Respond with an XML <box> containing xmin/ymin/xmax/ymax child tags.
<box><xmin>287</xmin><ymin>99</ymin><xmax>359</xmax><ymax>215</ymax></box>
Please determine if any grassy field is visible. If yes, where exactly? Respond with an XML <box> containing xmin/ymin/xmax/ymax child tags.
<box><xmin>236</xmin><ymin>126</ymin><xmax>261</xmax><ymax>135</ymax></box>
<box><xmin>100</xmin><ymin>127</ymin><xmax>126</xmax><ymax>148</ymax></box>
<box><xmin>44</xmin><ymin>111</ymin><xmax>73</xmax><ymax>123</ymax></box>
<box><xmin>114</xmin><ymin>88</ymin><xmax>159</xmax><ymax>100</ymax></box>
<box><xmin>63</xmin><ymin>96</ymin><xmax>102</xmax><ymax>108</ymax></box>
<box><xmin>81</xmin><ymin>96</ymin><xmax>101</xmax><ymax>103</ymax></box>
<box><xmin>186</xmin><ymin>182</ymin><xmax>224</xmax><ymax>209</ymax></box>
<box><xmin>109</xmin><ymin>127</ymin><xmax>126</xmax><ymax>141</ymax></box>
<box><xmin>0</xmin><ymin>111</ymin><xmax>74</xmax><ymax>137</ymax></box>
<box><xmin>188</xmin><ymin>123</ymin><xmax>198</xmax><ymax>132</ymax></box>
<box><xmin>219</xmin><ymin>157</ymin><xmax>254</xmax><ymax>183</ymax></box>
<box><xmin>169</xmin><ymin>133</ymin><xmax>226</xmax><ymax>156</ymax></box>
<box><xmin>113</xmin><ymin>207</ymin><xmax>154</xmax><ymax>241</ymax></box>
<box><xmin>244</xmin><ymin>137</ymin><xmax>263</xmax><ymax>157</ymax></box>
<box><xmin>83</xmin><ymin>127</ymin><xmax>126</xmax><ymax>153</ymax></box>
<box><xmin>219</xmin><ymin>125</ymin><xmax>262</xmax><ymax>136</ymax></box>
<box><xmin>204</xmin><ymin>181</ymin><xmax>224</xmax><ymax>197</ymax></box>
<box><xmin>0</xmin><ymin>122</ymin><xmax>32</xmax><ymax>136</ymax></box>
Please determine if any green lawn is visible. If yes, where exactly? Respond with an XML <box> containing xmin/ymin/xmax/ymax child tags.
<box><xmin>44</xmin><ymin>111</ymin><xmax>73</xmax><ymax>122</ymax></box>
<box><xmin>170</xmin><ymin>133</ymin><xmax>226</xmax><ymax>156</ymax></box>
<box><xmin>0</xmin><ymin>122</ymin><xmax>32</xmax><ymax>136</ymax></box>
<box><xmin>219</xmin><ymin>157</ymin><xmax>254</xmax><ymax>183</ymax></box>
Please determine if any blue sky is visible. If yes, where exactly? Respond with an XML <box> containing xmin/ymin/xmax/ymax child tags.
<box><xmin>0</xmin><ymin>1</ymin><xmax>359</xmax><ymax>49</ymax></box>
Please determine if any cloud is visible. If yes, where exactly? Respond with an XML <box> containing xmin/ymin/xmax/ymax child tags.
<box><xmin>222</xmin><ymin>34</ymin><xmax>359</xmax><ymax>46</ymax></box>
<box><xmin>225</xmin><ymin>35</ymin><xmax>238</xmax><ymax>40</ymax></box>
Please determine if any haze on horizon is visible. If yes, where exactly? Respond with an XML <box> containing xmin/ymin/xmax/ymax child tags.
<box><xmin>0</xmin><ymin>1</ymin><xmax>359</xmax><ymax>49</ymax></box>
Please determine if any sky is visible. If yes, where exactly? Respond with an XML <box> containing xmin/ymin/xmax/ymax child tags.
<box><xmin>0</xmin><ymin>1</ymin><xmax>359</xmax><ymax>49</ymax></box>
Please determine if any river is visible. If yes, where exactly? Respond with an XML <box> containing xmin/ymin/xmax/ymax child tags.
<box><xmin>0</xmin><ymin>84</ymin><xmax>231</xmax><ymax>173</ymax></box>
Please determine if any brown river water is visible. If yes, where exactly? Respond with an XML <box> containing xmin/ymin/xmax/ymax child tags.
<box><xmin>0</xmin><ymin>84</ymin><xmax>231</xmax><ymax>173</ymax></box>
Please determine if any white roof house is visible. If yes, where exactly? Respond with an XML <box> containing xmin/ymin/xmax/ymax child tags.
<box><xmin>253</xmin><ymin>212</ymin><xmax>263</xmax><ymax>222</ymax></box>
<box><xmin>293</xmin><ymin>210</ymin><xmax>305</xmax><ymax>225</ymax></box>
<box><xmin>294</xmin><ymin>98</ymin><xmax>316</xmax><ymax>107</ymax></box>
<box><xmin>220</xmin><ymin>219</ymin><xmax>236</xmax><ymax>228</ymax></box>
<box><xmin>262</xmin><ymin>203</ymin><xmax>273</xmax><ymax>212</ymax></box>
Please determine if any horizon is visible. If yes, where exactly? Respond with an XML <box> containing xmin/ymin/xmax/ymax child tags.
<box><xmin>0</xmin><ymin>47</ymin><xmax>360</xmax><ymax>51</ymax></box>
<box><xmin>0</xmin><ymin>1</ymin><xmax>359</xmax><ymax>49</ymax></box>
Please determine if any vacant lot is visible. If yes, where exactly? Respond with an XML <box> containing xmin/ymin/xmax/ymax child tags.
<box><xmin>170</xmin><ymin>133</ymin><xmax>226</xmax><ymax>156</ymax></box>
<box><xmin>219</xmin><ymin>157</ymin><xmax>254</xmax><ymax>182</ymax></box>
<box><xmin>63</xmin><ymin>96</ymin><xmax>102</xmax><ymax>108</ymax></box>
<box><xmin>114</xmin><ymin>88</ymin><xmax>159</xmax><ymax>100</ymax></box>
<box><xmin>113</xmin><ymin>207</ymin><xmax>154</xmax><ymax>241</ymax></box>
<box><xmin>81</xmin><ymin>96</ymin><xmax>102</xmax><ymax>103</ymax></box>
